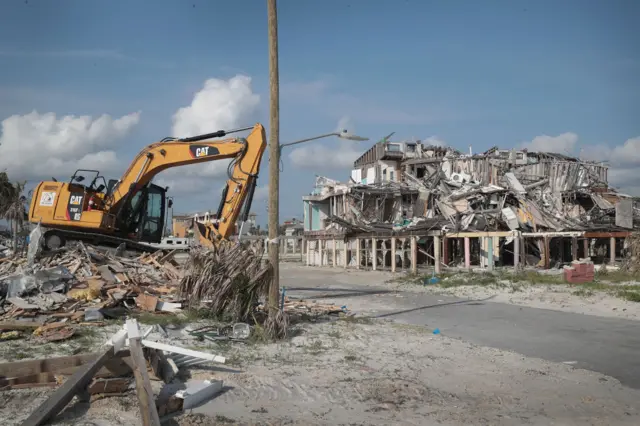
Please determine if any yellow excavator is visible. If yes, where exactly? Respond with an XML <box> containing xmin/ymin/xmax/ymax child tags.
<box><xmin>27</xmin><ymin>123</ymin><xmax>267</xmax><ymax>251</ymax></box>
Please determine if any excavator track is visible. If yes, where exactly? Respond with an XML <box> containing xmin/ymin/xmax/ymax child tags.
<box><xmin>41</xmin><ymin>228</ymin><xmax>165</xmax><ymax>253</ymax></box>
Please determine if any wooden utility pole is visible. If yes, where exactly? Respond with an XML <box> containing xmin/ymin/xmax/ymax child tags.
<box><xmin>267</xmin><ymin>0</ymin><xmax>280</xmax><ymax>317</ymax></box>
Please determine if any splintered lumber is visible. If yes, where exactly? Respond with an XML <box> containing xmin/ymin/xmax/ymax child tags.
<box><xmin>20</xmin><ymin>345</ymin><xmax>117</xmax><ymax>426</ymax></box>
<box><xmin>126</xmin><ymin>319</ymin><xmax>161</xmax><ymax>426</ymax></box>
<box><xmin>0</xmin><ymin>352</ymin><xmax>101</xmax><ymax>379</ymax></box>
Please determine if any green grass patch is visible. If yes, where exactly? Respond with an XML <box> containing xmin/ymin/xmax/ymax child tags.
<box><xmin>617</xmin><ymin>290</ymin><xmax>640</xmax><ymax>302</ymax></box>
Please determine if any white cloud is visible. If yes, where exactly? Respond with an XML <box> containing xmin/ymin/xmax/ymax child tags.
<box><xmin>0</xmin><ymin>110</ymin><xmax>140</xmax><ymax>181</ymax></box>
<box><xmin>156</xmin><ymin>75</ymin><xmax>262</xmax><ymax>201</ymax></box>
<box><xmin>289</xmin><ymin>116</ymin><xmax>364</xmax><ymax>170</ymax></box>
<box><xmin>521</xmin><ymin>132</ymin><xmax>578</xmax><ymax>154</ymax></box>
<box><xmin>289</xmin><ymin>144</ymin><xmax>362</xmax><ymax>169</ymax></box>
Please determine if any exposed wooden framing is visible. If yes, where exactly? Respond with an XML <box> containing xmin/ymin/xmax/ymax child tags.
<box><xmin>342</xmin><ymin>240</ymin><xmax>348</xmax><ymax>269</ymax></box>
<box><xmin>411</xmin><ymin>236</ymin><xmax>417</xmax><ymax>273</ymax></box>
<box><xmin>446</xmin><ymin>231</ymin><xmax>515</xmax><ymax>238</ymax></box>
<box><xmin>464</xmin><ymin>237</ymin><xmax>471</xmax><ymax>269</ymax></box>
<box><xmin>434</xmin><ymin>235</ymin><xmax>441</xmax><ymax>274</ymax></box>
<box><xmin>372</xmin><ymin>238</ymin><xmax>377</xmax><ymax>270</ymax></box>
<box><xmin>584</xmin><ymin>231</ymin><xmax>631</xmax><ymax>238</ymax></box>
<box><xmin>391</xmin><ymin>237</ymin><xmax>397</xmax><ymax>272</ymax></box>
<box><xmin>610</xmin><ymin>237</ymin><xmax>616</xmax><ymax>264</ymax></box>
<box><xmin>332</xmin><ymin>239</ymin><xmax>337</xmax><ymax>267</ymax></box>
<box><xmin>21</xmin><ymin>346</ymin><xmax>118</xmax><ymax>426</ymax></box>
<box><xmin>126</xmin><ymin>319</ymin><xmax>161</xmax><ymax>426</ymax></box>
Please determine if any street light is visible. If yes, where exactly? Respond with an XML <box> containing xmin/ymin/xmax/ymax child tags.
<box><xmin>279</xmin><ymin>129</ymin><xmax>369</xmax><ymax>152</ymax></box>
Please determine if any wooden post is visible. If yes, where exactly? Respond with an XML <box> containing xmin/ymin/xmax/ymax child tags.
<box><xmin>411</xmin><ymin>236</ymin><xmax>417</xmax><ymax>274</ymax></box>
<box><xmin>487</xmin><ymin>236</ymin><xmax>494</xmax><ymax>271</ymax></box>
<box><xmin>610</xmin><ymin>237</ymin><xmax>616</xmax><ymax>265</ymax></box>
<box><xmin>343</xmin><ymin>240</ymin><xmax>348</xmax><ymax>269</ymax></box>
<box><xmin>464</xmin><ymin>237</ymin><xmax>471</xmax><ymax>269</ymax></box>
<box><xmin>583</xmin><ymin>237</ymin><xmax>589</xmax><ymax>258</ymax></box>
<box><xmin>513</xmin><ymin>233</ymin><xmax>520</xmax><ymax>270</ymax></box>
<box><xmin>21</xmin><ymin>345</ymin><xmax>117</xmax><ymax>425</ymax></box>
<box><xmin>127</xmin><ymin>320</ymin><xmax>161</xmax><ymax>426</ymax></box>
<box><xmin>356</xmin><ymin>238</ymin><xmax>361</xmax><ymax>269</ymax></box>
<box><xmin>442</xmin><ymin>237</ymin><xmax>449</xmax><ymax>266</ymax></box>
<box><xmin>543</xmin><ymin>237</ymin><xmax>550</xmax><ymax>269</ymax></box>
<box><xmin>266</xmin><ymin>0</ymin><xmax>281</xmax><ymax>320</ymax></box>
<box><xmin>372</xmin><ymin>238</ymin><xmax>377</xmax><ymax>271</ymax></box>
<box><xmin>572</xmin><ymin>236</ymin><xmax>578</xmax><ymax>261</ymax></box>
<box><xmin>391</xmin><ymin>238</ymin><xmax>396</xmax><ymax>272</ymax></box>
<box><xmin>332</xmin><ymin>239</ymin><xmax>337</xmax><ymax>267</ymax></box>
<box><xmin>434</xmin><ymin>235</ymin><xmax>441</xmax><ymax>274</ymax></box>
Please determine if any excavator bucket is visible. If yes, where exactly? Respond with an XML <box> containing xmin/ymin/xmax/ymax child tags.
<box><xmin>192</xmin><ymin>221</ymin><xmax>216</xmax><ymax>248</ymax></box>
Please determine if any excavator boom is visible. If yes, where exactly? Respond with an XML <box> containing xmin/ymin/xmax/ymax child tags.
<box><xmin>28</xmin><ymin>123</ymin><xmax>267</xmax><ymax>250</ymax></box>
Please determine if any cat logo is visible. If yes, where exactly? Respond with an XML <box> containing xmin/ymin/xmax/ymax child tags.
<box><xmin>190</xmin><ymin>145</ymin><xmax>219</xmax><ymax>158</ymax></box>
<box><xmin>70</xmin><ymin>195</ymin><xmax>83</xmax><ymax>205</ymax></box>
<box><xmin>195</xmin><ymin>147</ymin><xmax>210</xmax><ymax>157</ymax></box>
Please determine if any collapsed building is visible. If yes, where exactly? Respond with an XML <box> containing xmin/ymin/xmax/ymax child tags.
<box><xmin>303</xmin><ymin>138</ymin><xmax>639</xmax><ymax>272</ymax></box>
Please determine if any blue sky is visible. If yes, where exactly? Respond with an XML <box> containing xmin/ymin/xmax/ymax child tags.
<box><xmin>0</xmin><ymin>0</ymin><xmax>638</xmax><ymax>225</ymax></box>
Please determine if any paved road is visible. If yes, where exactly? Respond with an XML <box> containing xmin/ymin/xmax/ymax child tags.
<box><xmin>280</xmin><ymin>264</ymin><xmax>640</xmax><ymax>390</ymax></box>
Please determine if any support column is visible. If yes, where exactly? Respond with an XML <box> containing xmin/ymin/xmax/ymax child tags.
<box><xmin>372</xmin><ymin>238</ymin><xmax>377</xmax><ymax>271</ymax></box>
<box><xmin>513</xmin><ymin>234</ymin><xmax>520</xmax><ymax>270</ymax></box>
<box><xmin>306</xmin><ymin>240</ymin><xmax>310</xmax><ymax>266</ymax></box>
<box><xmin>391</xmin><ymin>238</ymin><xmax>397</xmax><ymax>272</ymax></box>
<box><xmin>319</xmin><ymin>241</ymin><xmax>324</xmax><ymax>266</ymax></box>
<box><xmin>411</xmin><ymin>236</ymin><xmax>417</xmax><ymax>274</ymax></box>
<box><xmin>583</xmin><ymin>238</ymin><xmax>589</xmax><ymax>259</ymax></box>
<box><xmin>543</xmin><ymin>237</ymin><xmax>550</xmax><ymax>269</ymax></box>
<box><xmin>343</xmin><ymin>240</ymin><xmax>348</xmax><ymax>269</ymax></box>
<box><xmin>610</xmin><ymin>237</ymin><xmax>616</xmax><ymax>265</ymax></box>
<box><xmin>356</xmin><ymin>238</ymin><xmax>361</xmax><ymax>269</ymax></box>
<box><xmin>487</xmin><ymin>236</ymin><xmax>494</xmax><ymax>271</ymax></box>
<box><xmin>332</xmin><ymin>239</ymin><xmax>337</xmax><ymax>267</ymax></box>
<box><xmin>442</xmin><ymin>237</ymin><xmax>449</xmax><ymax>266</ymax></box>
<box><xmin>434</xmin><ymin>235</ymin><xmax>441</xmax><ymax>274</ymax></box>
<box><xmin>571</xmin><ymin>236</ymin><xmax>578</xmax><ymax>261</ymax></box>
<box><xmin>464</xmin><ymin>237</ymin><xmax>471</xmax><ymax>269</ymax></box>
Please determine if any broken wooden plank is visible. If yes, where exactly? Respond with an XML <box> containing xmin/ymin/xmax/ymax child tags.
<box><xmin>20</xmin><ymin>345</ymin><xmax>116</xmax><ymax>426</ymax></box>
<box><xmin>135</xmin><ymin>294</ymin><xmax>159</xmax><ymax>312</ymax></box>
<box><xmin>127</xmin><ymin>319</ymin><xmax>161</xmax><ymax>426</ymax></box>
<box><xmin>0</xmin><ymin>353</ymin><xmax>100</xmax><ymax>379</ymax></box>
<box><xmin>140</xmin><ymin>340</ymin><xmax>225</xmax><ymax>364</ymax></box>
<box><xmin>0</xmin><ymin>321</ymin><xmax>43</xmax><ymax>331</ymax></box>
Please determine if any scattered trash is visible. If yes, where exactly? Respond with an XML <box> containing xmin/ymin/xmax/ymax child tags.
<box><xmin>433</xmin><ymin>328</ymin><xmax>440</xmax><ymax>335</ymax></box>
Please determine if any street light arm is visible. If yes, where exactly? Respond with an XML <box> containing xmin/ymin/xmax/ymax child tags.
<box><xmin>278</xmin><ymin>133</ymin><xmax>338</xmax><ymax>149</ymax></box>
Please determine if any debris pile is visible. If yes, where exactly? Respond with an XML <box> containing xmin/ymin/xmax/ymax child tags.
<box><xmin>1</xmin><ymin>319</ymin><xmax>227</xmax><ymax>424</ymax></box>
<box><xmin>0</xmin><ymin>241</ymin><xmax>185</xmax><ymax>333</ymax></box>
<box><xmin>179</xmin><ymin>240</ymin><xmax>272</xmax><ymax>322</ymax></box>
<box><xmin>306</xmin><ymin>145</ymin><xmax>639</xmax><ymax>236</ymax></box>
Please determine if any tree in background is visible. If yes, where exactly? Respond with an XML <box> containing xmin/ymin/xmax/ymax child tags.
<box><xmin>0</xmin><ymin>172</ymin><xmax>27</xmax><ymax>255</ymax></box>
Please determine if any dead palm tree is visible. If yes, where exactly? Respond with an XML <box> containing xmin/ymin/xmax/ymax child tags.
<box><xmin>0</xmin><ymin>172</ymin><xmax>27</xmax><ymax>255</ymax></box>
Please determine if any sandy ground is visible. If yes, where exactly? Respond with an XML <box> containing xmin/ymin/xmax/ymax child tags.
<box><xmin>281</xmin><ymin>263</ymin><xmax>640</xmax><ymax>321</ymax></box>
<box><xmin>1</xmin><ymin>319</ymin><xmax>639</xmax><ymax>425</ymax></box>
<box><xmin>418</xmin><ymin>282</ymin><xmax>640</xmax><ymax>321</ymax></box>
<box><xmin>388</xmin><ymin>275</ymin><xmax>640</xmax><ymax>321</ymax></box>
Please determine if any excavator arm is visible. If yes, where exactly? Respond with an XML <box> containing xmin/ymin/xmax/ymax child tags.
<box><xmin>110</xmin><ymin>123</ymin><xmax>267</xmax><ymax>244</ymax></box>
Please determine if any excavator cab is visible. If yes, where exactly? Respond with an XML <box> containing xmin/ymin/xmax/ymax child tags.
<box><xmin>116</xmin><ymin>182</ymin><xmax>167</xmax><ymax>244</ymax></box>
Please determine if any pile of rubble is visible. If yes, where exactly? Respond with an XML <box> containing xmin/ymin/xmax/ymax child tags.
<box><xmin>307</xmin><ymin>143</ymin><xmax>639</xmax><ymax>235</ymax></box>
<box><xmin>0</xmin><ymin>241</ymin><xmax>184</xmax><ymax>336</ymax></box>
